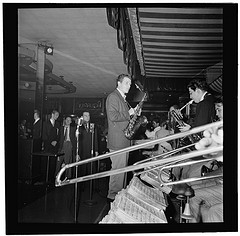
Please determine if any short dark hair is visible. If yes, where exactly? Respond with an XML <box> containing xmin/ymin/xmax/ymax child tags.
<box><xmin>51</xmin><ymin>109</ymin><xmax>59</xmax><ymax>115</ymax></box>
<box><xmin>187</xmin><ymin>79</ymin><xmax>209</xmax><ymax>92</ymax></box>
<box><xmin>64</xmin><ymin>115</ymin><xmax>72</xmax><ymax>119</ymax></box>
<box><xmin>116</xmin><ymin>74</ymin><xmax>131</xmax><ymax>86</ymax></box>
<box><xmin>83</xmin><ymin>111</ymin><xmax>90</xmax><ymax>115</ymax></box>
<box><xmin>34</xmin><ymin>109</ymin><xmax>40</xmax><ymax>117</ymax></box>
<box><xmin>215</xmin><ymin>96</ymin><xmax>223</xmax><ymax>104</ymax></box>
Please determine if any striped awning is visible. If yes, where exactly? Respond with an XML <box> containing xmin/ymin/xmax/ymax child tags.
<box><xmin>130</xmin><ymin>7</ymin><xmax>223</xmax><ymax>82</ymax></box>
<box><xmin>206</xmin><ymin>61</ymin><xmax>222</xmax><ymax>93</ymax></box>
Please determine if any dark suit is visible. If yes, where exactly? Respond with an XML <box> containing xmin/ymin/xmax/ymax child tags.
<box><xmin>78</xmin><ymin>123</ymin><xmax>98</xmax><ymax>177</ymax></box>
<box><xmin>55</xmin><ymin>125</ymin><xmax>77</xmax><ymax>179</ymax></box>
<box><xmin>106</xmin><ymin>89</ymin><xmax>131</xmax><ymax>200</ymax></box>
<box><xmin>42</xmin><ymin>119</ymin><xmax>60</xmax><ymax>153</ymax></box>
<box><xmin>106</xmin><ymin>89</ymin><xmax>131</xmax><ymax>150</ymax></box>
<box><xmin>32</xmin><ymin>119</ymin><xmax>42</xmax><ymax>152</ymax></box>
<box><xmin>193</xmin><ymin>93</ymin><xmax>216</xmax><ymax>128</ymax></box>
<box><xmin>42</xmin><ymin>119</ymin><xmax>60</xmax><ymax>182</ymax></box>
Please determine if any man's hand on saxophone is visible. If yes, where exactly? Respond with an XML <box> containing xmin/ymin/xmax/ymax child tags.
<box><xmin>129</xmin><ymin>106</ymin><xmax>142</xmax><ymax>117</ymax></box>
<box><xmin>129</xmin><ymin>107</ymin><xmax>135</xmax><ymax>116</ymax></box>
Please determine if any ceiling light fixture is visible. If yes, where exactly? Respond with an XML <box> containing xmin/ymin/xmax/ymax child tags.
<box><xmin>45</xmin><ymin>46</ymin><xmax>54</xmax><ymax>55</ymax></box>
<box><xmin>38</xmin><ymin>41</ymin><xmax>54</xmax><ymax>55</ymax></box>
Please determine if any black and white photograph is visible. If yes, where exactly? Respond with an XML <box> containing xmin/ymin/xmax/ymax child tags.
<box><xmin>2</xmin><ymin>1</ymin><xmax>238</xmax><ymax>235</ymax></box>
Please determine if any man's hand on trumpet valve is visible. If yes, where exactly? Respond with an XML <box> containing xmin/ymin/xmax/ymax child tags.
<box><xmin>177</xmin><ymin>122</ymin><xmax>191</xmax><ymax>132</ymax></box>
<box><xmin>174</xmin><ymin>108</ymin><xmax>183</xmax><ymax>119</ymax></box>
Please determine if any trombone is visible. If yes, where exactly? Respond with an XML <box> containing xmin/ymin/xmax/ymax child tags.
<box><xmin>55</xmin><ymin>120</ymin><xmax>223</xmax><ymax>187</ymax></box>
<box><xmin>158</xmin><ymin>154</ymin><xmax>223</xmax><ymax>186</ymax></box>
<box><xmin>131</xmin><ymin>143</ymin><xmax>196</xmax><ymax>176</ymax></box>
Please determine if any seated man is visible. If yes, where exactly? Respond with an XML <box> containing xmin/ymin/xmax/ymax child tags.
<box><xmin>145</xmin><ymin>117</ymin><xmax>161</xmax><ymax>139</ymax></box>
<box><xmin>155</xmin><ymin>121</ymin><xmax>173</xmax><ymax>155</ymax></box>
<box><xmin>143</xmin><ymin>121</ymin><xmax>172</xmax><ymax>157</ymax></box>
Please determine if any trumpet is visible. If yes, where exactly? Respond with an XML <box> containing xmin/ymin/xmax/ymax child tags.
<box><xmin>55</xmin><ymin>121</ymin><xmax>223</xmax><ymax>187</ymax></box>
<box><xmin>170</xmin><ymin>100</ymin><xmax>193</xmax><ymax>125</ymax></box>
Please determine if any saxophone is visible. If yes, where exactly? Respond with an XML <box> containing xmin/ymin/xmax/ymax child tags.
<box><xmin>124</xmin><ymin>92</ymin><xmax>147</xmax><ymax>140</ymax></box>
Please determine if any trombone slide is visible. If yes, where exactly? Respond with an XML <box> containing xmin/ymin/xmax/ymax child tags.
<box><xmin>56</xmin><ymin>145</ymin><xmax>222</xmax><ymax>187</ymax></box>
<box><xmin>55</xmin><ymin>121</ymin><xmax>223</xmax><ymax>187</ymax></box>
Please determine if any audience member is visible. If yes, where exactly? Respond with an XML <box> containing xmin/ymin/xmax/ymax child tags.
<box><xmin>77</xmin><ymin>111</ymin><xmax>98</xmax><ymax>178</ymax></box>
<box><xmin>18</xmin><ymin>119</ymin><xmax>28</xmax><ymax>139</ymax></box>
<box><xmin>42</xmin><ymin>110</ymin><xmax>60</xmax><ymax>153</ymax></box>
<box><xmin>42</xmin><ymin>109</ymin><xmax>60</xmax><ymax>183</ymax></box>
<box><xmin>145</xmin><ymin>117</ymin><xmax>161</xmax><ymax>139</ymax></box>
<box><xmin>32</xmin><ymin>109</ymin><xmax>42</xmax><ymax>152</ymax></box>
<box><xmin>55</xmin><ymin>116</ymin><xmax>77</xmax><ymax>179</ymax></box>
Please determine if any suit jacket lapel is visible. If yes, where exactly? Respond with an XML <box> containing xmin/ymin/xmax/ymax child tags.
<box><xmin>115</xmin><ymin>89</ymin><xmax>129</xmax><ymax>110</ymax></box>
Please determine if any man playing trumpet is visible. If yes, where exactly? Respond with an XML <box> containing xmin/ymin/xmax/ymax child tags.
<box><xmin>175</xmin><ymin>79</ymin><xmax>216</xmax><ymax>132</ymax></box>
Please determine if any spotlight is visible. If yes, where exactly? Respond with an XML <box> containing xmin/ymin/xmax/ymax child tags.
<box><xmin>45</xmin><ymin>46</ymin><xmax>53</xmax><ymax>55</ymax></box>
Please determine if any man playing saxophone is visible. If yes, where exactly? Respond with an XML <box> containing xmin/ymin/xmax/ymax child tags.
<box><xmin>106</xmin><ymin>74</ymin><xmax>139</xmax><ymax>203</ymax></box>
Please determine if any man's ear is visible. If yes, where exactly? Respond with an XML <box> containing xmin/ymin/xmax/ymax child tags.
<box><xmin>196</xmin><ymin>88</ymin><xmax>202</xmax><ymax>94</ymax></box>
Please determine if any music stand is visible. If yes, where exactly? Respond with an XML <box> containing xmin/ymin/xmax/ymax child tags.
<box><xmin>32</xmin><ymin>151</ymin><xmax>64</xmax><ymax>184</ymax></box>
<box><xmin>32</xmin><ymin>151</ymin><xmax>64</xmax><ymax>211</ymax></box>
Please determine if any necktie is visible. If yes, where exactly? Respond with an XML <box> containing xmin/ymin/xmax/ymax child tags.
<box><xmin>64</xmin><ymin>126</ymin><xmax>68</xmax><ymax>141</ymax></box>
<box><xmin>85</xmin><ymin>123</ymin><xmax>89</xmax><ymax>132</ymax></box>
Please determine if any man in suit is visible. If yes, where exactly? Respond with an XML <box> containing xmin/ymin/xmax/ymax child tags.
<box><xmin>78</xmin><ymin>111</ymin><xmax>98</xmax><ymax>177</ymax></box>
<box><xmin>170</xmin><ymin>79</ymin><xmax>216</xmax><ymax>187</ymax></box>
<box><xmin>42</xmin><ymin>110</ymin><xmax>60</xmax><ymax>153</ymax></box>
<box><xmin>106</xmin><ymin>74</ymin><xmax>136</xmax><ymax>202</ymax></box>
<box><xmin>32</xmin><ymin>109</ymin><xmax>42</xmax><ymax>152</ymax></box>
<box><xmin>42</xmin><ymin>109</ymin><xmax>60</xmax><ymax>183</ymax></box>
<box><xmin>55</xmin><ymin>116</ymin><xmax>77</xmax><ymax>179</ymax></box>
<box><xmin>178</xmin><ymin>79</ymin><xmax>216</xmax><ymax>131</ymax></box>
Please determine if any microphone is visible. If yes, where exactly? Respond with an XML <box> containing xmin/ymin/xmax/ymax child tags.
<box><xmin>76</xmin><ymin>116</ymin><xmax>83</xmax><ymax>138</ymax></box>
<box><xmin>77</xmin><ymin>116</ymin><xmax>83</xmax><ymax>126</ymax></box>
<box><xmin>90</xmin><ymin>123</ymin><xmax>95</xmax><ymax>133</ymax></box>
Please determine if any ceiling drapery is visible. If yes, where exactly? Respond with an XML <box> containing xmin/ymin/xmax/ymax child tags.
<box><xmin>106</xmin><ymin>8</ymin><xmax>144</xmax><ymax>85</ymax></box>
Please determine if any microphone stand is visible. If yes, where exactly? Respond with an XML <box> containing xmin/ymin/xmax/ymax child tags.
<box><xmin>84</xmin><ymin>123</ymin><xmax>97</xmax><ymax>206</ymax></box>
<box><xmin>74</xmin><ymin>117</ymin><xmax>83</xmax><ymax>223</ymax></box>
